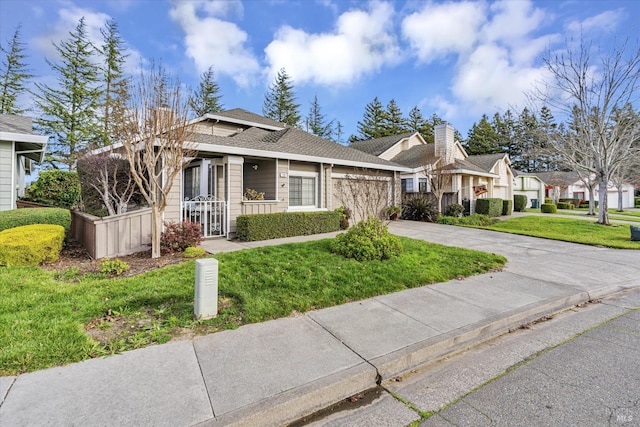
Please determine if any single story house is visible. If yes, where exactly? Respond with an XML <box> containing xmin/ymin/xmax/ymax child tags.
<box><xmin>350</xmin><ymin>123</ymin><xmax>514</xmax><ymax>212</ymax></box>
<box><xmin>534</xmin><ymin>171</ymin><xmax>635</xmax><ymax>209</ymax></box>
<box><xmin>513</xmin><ymin>171</ymin><xmax>545</xmax><ymax>208</ymax></box>
<box><xmin>0</xmin><ymin>115</ymin><xmax>48</xmax><ymax>211</ymax></box>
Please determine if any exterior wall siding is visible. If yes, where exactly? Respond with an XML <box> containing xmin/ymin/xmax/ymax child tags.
<box><xmin>226</xmin><ymin>156</ymin><xmax>244</xmax><ymax>233</ymax></box>
<box><xmin>243</xmin><ymin>159</ymin><xmax>277</xmax><ymax>200</ymax></box>
<box><xmin>0</xmin><ymin>141</ymin><xmax>14</xmax><ymax>211</ymax></box>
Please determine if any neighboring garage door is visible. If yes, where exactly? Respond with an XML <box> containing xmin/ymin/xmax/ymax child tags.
<box><xmin>332</xmin><ymin>177</ymin><xmax>391</xmax><ymax>223</ymax></box>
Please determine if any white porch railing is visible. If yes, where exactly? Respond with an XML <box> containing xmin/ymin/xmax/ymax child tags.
<box><xmin>182</xmin><ymin>195</ymin><xmax>226</xmax><ymax>238</ymax></box>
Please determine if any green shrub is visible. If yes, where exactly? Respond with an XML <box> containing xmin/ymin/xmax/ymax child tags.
<box><xmin>330</xmin><ymin>217</ymin><xmax>402</xmax><ymax>261</ymax></box>
<box><xmin>444</xmin><ymin>203</ymin><xmax>465</xmax><ymax>218</ymax></box>
<box><xmin>401</xmin><ymin>194</ymin><xmax>439</xmax><ymax>222</ymax></box>
<box><xmin>161</xmin><ymin>220</ymin><xmax>204</xmax><ymax>254</ymax></box>
<box><xmin>236</xmin><ymin>211</ymin><xmax>341</xmax><ymax>241</ymax></box>
<box><xmin>23</xmin><ymin>170</ymin><xmax>81</xmax><ymax>209</ymax></box>
<box><xmin>0</xmin><ymin>207</ymin><xmax>71</xmax><ymax>233</ymax></box>
<box><xmin>557</xmin><ymin>202</ymin><xmax>575</xmax><ymax>210</ymax></box>
<box><xmin>475</xmin><ymin>198</ymin><xmax>503</xmax><ymax>217</ymax></box>
<box><xmin>577</xmin><ymin>200</ymin><xmax>598</xmax><ymax>209</ymax></box>
<box><xmin>541</xmin><ymin>203</ymin><xmax>558</xmax><ymax>213</ymax></box>
<box><xmin>100</xmin><ymin>259</ymin><xmax>130</xmax><ymax>276</ymax></box>
<box><xmin>183</xmin><ymin>247</ymin><xmax>207</xmax><ymax>258</ymax></box>
<box><xmin>437</xmin><ymin>214</ymin><xmax>496</xmax><ymax>227</ymax></box>
<box><xmin>635</xmin><ymin>196</ymin><xmax>640</xmax><ymax>208</ymax></box>
<box><xmin>559</xmin><ymin>198</ymin><xmax>580</xmax><ymax>207</ymax></box>
<box><xmin>502</xmin><ymin>199</ymin><xmax>513</xmax><ymax>216</ymax></box>
<box><xmin>335</xmin><ymin>206</ymin><xmax>352</xmax><ymax>230</ymax></box>
<box><xmin>513</xmin><ymin>195</ymin><xmax>527</xmax><ymax>212</ymax></box>
<box><xmin>0</xmin><ymin>224</ymin><xmax>64</xmax><ymax>266</ymax></box>
<box><xmin>544</xmin><ymin>197</ymin><xmax>554</xmax><ymax>205</ymax></box>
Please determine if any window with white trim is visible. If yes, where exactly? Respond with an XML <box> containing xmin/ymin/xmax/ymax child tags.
<box><xmin>289</xmin><ymin>175</ymin><xmax>317</xmax><ymax>207</ymax></box>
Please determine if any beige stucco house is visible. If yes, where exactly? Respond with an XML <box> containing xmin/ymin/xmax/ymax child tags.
<box><xmin>0</xmin><ymin>115</ymin><xmax>47</xmax><ymax>211</ymax></box>
<box><xmin>351</xmin><ymin>123</ymin><xmax>514</xmax><ymax>212</ymax></box>
<box><xmin>513</xmin><ymin>171</ymin><xmax>545</xmax><ymax>208</ymax></box>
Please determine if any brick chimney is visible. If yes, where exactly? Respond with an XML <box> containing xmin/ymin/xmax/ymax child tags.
<box><xmin>434</xmin><ymin>122</ymin><xmax>456</xmax><ymax>165</ymax></box>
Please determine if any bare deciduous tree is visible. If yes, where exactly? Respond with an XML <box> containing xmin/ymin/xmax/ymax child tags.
<box><xmin>113</xmin><ymin>64</ymin><xmax>194</xmax><ymax>258</ymax></box>
<box><xmin>421</xmin><ymin>151</ymin><xmax>453</xmax><ymax>214</ymax></box>
<box><xmin>334</xmin><ymin>169</ymin><xmax>392</xmax><ymax>223</ymax></box>
<box><xmin>534</xmin><ymin>36</ymin><xmax>640</xmax><ymax>225</ymax></box>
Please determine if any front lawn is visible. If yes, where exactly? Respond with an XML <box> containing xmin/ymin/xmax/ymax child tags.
<box><xmin>487</xmin><ymin>216</ymin><xmax>640</xmax><ymax>249</ymax></box>
<box><xmin>0</xmin><ymin>237</ymin><xmax>505</xmax><ymax>375</ymax></box>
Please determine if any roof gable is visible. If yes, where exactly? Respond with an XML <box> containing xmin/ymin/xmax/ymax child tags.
<box><xmin>466</xmin><ymin>153</ymin><xmax>508</xmax><ymax>173</ymax></box>
<box><xmin>350</xmin><ymin>132</ymin><xmax>416</xmax><ymax>157</ymax></box>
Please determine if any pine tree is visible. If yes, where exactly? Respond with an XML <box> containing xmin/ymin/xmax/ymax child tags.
<box><xmin>262</xmin><ymin>68</ymin><xmax>301</xmax><ymax>127</ymax></box>
<box><xmin>492</xmin><ymin>110</ymin><xmax>515</xmax><ymax>155</ymax></box>
<box><xmin>383</xmin><ymin>99</ymin><xmax>407</xmax><ymax>135</ymax></box>
<box><xmin>356</xmin><ymin>97</ymin><xmax>388</xmax><ymax>140</ymax></box>
<box><xmin>335</xmin><ymin>120</ymin><xmax>344</xmax><ymax>144</ymax></box>
<box><xmin>513</xmin><ymin>108</ymin><xmax>539</xmax><ymax>172</ymax></box>
<box><xmin>189</xmin><ymin>66</ymin><xmax>223</xmax><ymax>117</ymax></box>
<box><xmin>536</xmin><ymin>106</ymin><xmax>558</xmax><ymax>171</ymax></box>
<box><xmin>305</xmin><ymin>94</ymin><xmax>333</xmax><ymax>139</ymax></box>
<box><xmin>34</xmin><ymin>17</ymin><xmax>102</xmax><ymax>170</ymax></box>
<box><xmin>0</xmin><ymin>25</ymin><xmax>32</xmax><ymax>115</ymax></box>
<box><xmin>98</xmin><ymin>19</ymin><xmax>128</xmax><ymax>147</ymax></box>
<box><xmin>407</xmin><ymin>106</ymin><xmax>434</xmax><ymax>142</ymax></box>
<box><xmin>464</xmin><ymin>114</ymin><xmax>500</xmax><ymax>155</ymax></box>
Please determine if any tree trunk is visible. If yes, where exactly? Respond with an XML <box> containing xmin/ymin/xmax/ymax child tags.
<box><xmin>617</xmin><ymin>186</ymin><xmax>624</xmax><ymax>212</ymax></box>
<box><xmin>151</xmin><ymin>205</ymin><xmax>162</xmax><ymax>258</ymax></box>
<box><xmin>597</xmin><ymin>178</ymin><xmax>609</xmax><ymax>225</ymax></box>
<box><xmin>588</xmin><ymin>185</ymin><xmax>596</xmax><ymax>216</ymax></box>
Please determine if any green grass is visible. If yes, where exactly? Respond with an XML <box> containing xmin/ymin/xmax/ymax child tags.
<box><xmin>0</xmin><ymin>237</ymin><xmax>505</xmax><ymax>375</ymax></box>
<box><xmin>525</xmin><ymin>207</ymin><xmax>640</xmax><ymax>223</ymax></box>
<box><xmin>487</xmin><ymin>216</ymin><xmax>640</xmax><ymax>249</ymax></box>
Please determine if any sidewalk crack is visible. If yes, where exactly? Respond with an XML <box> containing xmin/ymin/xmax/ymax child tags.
<box><xmin>192</xmin><ymin>341</ymin><xmax>216</xmax><ymax>421</ymax></box>
<box><xmin>0</xmin><ymin>376</ymin><xmax>18</xmax><ymax>410</ymax></box>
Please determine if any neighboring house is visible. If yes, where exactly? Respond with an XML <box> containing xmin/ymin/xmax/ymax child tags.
<box><xmin>351</xmin><ymin>123</ymin><xmax>514</xmax><ymax>212</ymax></box>
<box><xmin>534</xmin><ymin>171</ymin><xmax>635</xmax><ymax>208</ymax></box>
<box><xmin>513</xmin><ymin>171</ymin><xmax>545</xmax><ymax>208</ymax></box>
<box><xmin>0</xmin><ymin>115</ymin><xmax>48</xmax><ymax>211</ymax></box>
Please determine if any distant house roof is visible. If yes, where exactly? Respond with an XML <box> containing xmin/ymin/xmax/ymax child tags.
<box><xmin>206</xmin><ymin>108</ymin><xmax>286</xmax><ymax>130</ymax></box>
<box><xmin>534</xmin><ymin>171</ymin><xmax>582</xmax><ymax>186</ymax></box>
<box><xmin>0</xmin><ymin>114</ymin><xmax>32</xmax><ymax>133</ymax></box>
<box><xmin>0</xmin><ymin>114</ymin><xmax>48</xmax><ymax>163</ymax></box>
<box><xmin>466</xmin><ymin>153</ymin><xmax>509</xmax><ymax>173</ymax></box>
<box><xmin>190</xmin><ymin>126</ymin><xmax>408</xmax><ymax>171</ymax></box>
<box><xmin>390</xmin><ymin>144</ymin><xmax>435</xmax><ymax>169</ymax></box>
<box><xmin>350</xmin><ymin>132</ymin><xmax>415</xmax><ymax>156</ymax></box>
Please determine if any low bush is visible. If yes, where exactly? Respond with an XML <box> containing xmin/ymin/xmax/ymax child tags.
<box><xmin>401</xmin><ymin>194</ymin><xmax>439</xmax><ymax>222</ymax></box>
<box><xmin>0</xmin><ymin>207</ymin><xmax>71</xmax><ymax>233</ymax></box>
<box><xmin>578</xmin><ymin>200</ymin><xmax>598</xmax><ymax>208</ymax></box>
<box><xmin>444</xmin><ymin>203</ymin><xmax>465</xmax><ymax>218</ymax></box>
<box><xmin>236</xmin><ymin>211</ymin><xmax>341</xmax><ymax>241</ymax></box>
<box><xmin>502</xmin><ymin>199</ymin><xmax>513</xmax><ymax>216</ymax></box>
<box><xmin>437</xmin><ymin>214</ymin><xmax>496</xmax><ymax>227</ymax></box>
<box><xmin>544</xmin><ymin>197</ymin><xmax>554</xmax><ymax>205</ymax></box>
<box><xmin>161</xmin><ymin>220</ymin><xmax>204</xmax><ymax>253</ymax></box>
<box><xmin>100</xmin><ymin>259</ymin><xmax>130</xmax><ymax>276</ymax></box>
<box><xmin>635</xmin><ymin>196</ymin><xmax>640</xmax><ymax>208</ymax></box>
<box><xmin>0</xmin><ymin>224</ymin><xmax>64</xmax><ymax>266</ymax></box>
<box><xmin>557</xmin><ymin>202</ymin><xmax>575</xmax><ymax>210</ymax></box>
<box><xmin>330</xmin><ymin>217</ymin><xmax>402</xmax><ymax>261</ymax></box>
<box><xmin>513</xmin><ymin>195</ymin><xmax>527</xmax><ymax>212</ymax></box>
<box><xmin>23</xmin><ymin>170</ymin><xmax>81</xmax><ymax>209</ymax></box>
<box><xmin>183</xmin><ymin>247</ymin><xmax>207</xmax><ymax>258</ymax></box>
<box><xmin>559</xmin><ymin>198</ymin><xmax>580</xmax><ymax>207</ymax></box>
<box><xmin>475</xmin><ymin>198</ymin><xmax>503</xmax><ymax>217</ymax></box>
<box><xmin>335</xmin><ymin>206</ymin><xmax>352</xmax><ymax>230</ymax></box>
<box><xmin>541</xmin><ymin>203</ymin><xmax>558</xmax><ymax>213</ymax></box>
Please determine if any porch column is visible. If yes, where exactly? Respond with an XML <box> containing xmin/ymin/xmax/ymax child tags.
<box><xmin>224</xmin><ymin>155</ymin><xmax>244</xmax><ymax>235</ymax></box>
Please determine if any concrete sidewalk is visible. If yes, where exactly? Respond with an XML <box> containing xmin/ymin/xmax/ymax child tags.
<box><xmin>1</xmin><ymin>222</ymin><xmax>639</xmax><ymax>426</ymax></box>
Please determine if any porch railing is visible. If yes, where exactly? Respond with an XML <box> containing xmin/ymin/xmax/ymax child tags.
<box><xmin>183</xmin><ymin>195</ymin><xmax>226</xmax><ymax>238</ymax></box>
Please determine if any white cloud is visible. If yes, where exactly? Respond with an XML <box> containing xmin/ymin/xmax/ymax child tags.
<box><xmin>263</xmin><ymin>1</ymin><xmax>402</xmax><ymax>86</ymax></box>
<box><xmin>401</xmin><ymin>1</ymin><xmax>486</xmax><ymax>63</ymax></box>
<box><xmin>169</xmin><ymin>0</ymin><xmax>259</xmax><ymax>87</ymax></box>
<box><xmin>567</xmin><ymin>9</ymin><xmax>625</xmax><ymax>34</ymax></box>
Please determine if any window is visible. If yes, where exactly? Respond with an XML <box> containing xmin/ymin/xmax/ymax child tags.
<box><xmin>184</xmin><ymin>166</ymin><xmax>200</xmax><ymax>199</ymax></box>
<box><xmin>289</xmin><ymin>176</ymin><xmax>316</xmax><ymax>207</ymax></box>
<box><xmin>419</xmin><ymin>178</ymin><xmax>428</xmax><ymax>193</ymax></box>
<box><xmin>401</xmin><ymin>178</ymin><xmax>414</xmax><ymax>192</ymax></box>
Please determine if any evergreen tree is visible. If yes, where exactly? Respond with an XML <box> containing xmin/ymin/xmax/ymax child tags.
<box><xmin>535</xmin><ymin>106</ymin><xmax>558</xmax><ymax>171</ymax></box>
<box><xmin>0</xmin><ymin>25</ymin><xmax>32</xmax><ymax>115</ymax></box>
<box><xmin>464</xmin><ymin>114</ymin><xmax>500</xmax><ymax>155</ymax></box>
<box><xmin>34</xmin><ymin>17</ymin><xmax>102</xmax><ymax>170</ymax></box>
<box><xmin>513</xmin><ymin>108</ymin><xmax>539</xmax><ymax>172</ymax></box>
<box><xmin>407</xmin><ymin>106</ymin><xmax>434</xmax><ymax>142</ymax></box>
<box><xmin>262</xmin><ymin>68</ymin><xmax>301</xmax><ymax>127</ymax></box>
<box><xmin>98</xmin><ymin>19</ymin><xmax>128</xmax><ymax>147</ymax></box>
<box><xmin>305</xmin><ymin>94</ymin><xmax>333</xmax><ymax>139</ymax></box>
<box><xmin>355</xmin><ymin>97</ymin><xmax>388</xmax><ymax>140</ymax></box>
<box><xmin>383</xmin><ymin>99</ymin><xmax>408</xmax><ymax>135</ymax></box>
<box><xmin>335</xmin><ymin>120</ymin><xmax>344</xmax><ymax>144</ymax></box>
<box><xmin>189</xmin><ymin>66</ymin><xmax>223</xmax><ymax>117</ymax></box>
<box><xmin>492</xmin><ymin>110</ymin><xmax>515</xmax><ymax>155</ymax></box>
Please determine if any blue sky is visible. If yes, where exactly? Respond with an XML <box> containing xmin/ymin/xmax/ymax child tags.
<box><xmin>1</xmin><ymin>0</ymin><xmax>638</xmax><ymax>141</ymax></box>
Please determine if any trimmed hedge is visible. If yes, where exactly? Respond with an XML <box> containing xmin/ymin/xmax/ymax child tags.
<box><xmin>437</xmin><ymin>214</ymin><xmax>496</xmax><ymax>226</ymax></box>
<box><xmin>23</xmin><ymin>170</ymin><xmax>81</xmax><ymax>209</ymax></box>
<box><xmin>236</xmin><ymin>211</ymin><xmax>341</xmax><ymax>241</ymax></box>
<box><xmin>0</xmin><ymin>208</ymin><xmax>71</xmax><ymax>233</ymax></box>
<box><xmin>544</xmin><ymin>197</ymin><xmax>554</xmax><ymax>205</ymax></box>
<box><xmin>502</xmin><ymin>199</ymin><xmax>513</xmax><ymax>216</ymax></box>
<box><xmin>559</xmin><ymin>198</ymin><xmax>580</xmax><ymax>207</ymax></box>
<box><xmin>541</xmin><ymin>203</ymin><xmax>558</xmax><ymax>213</ymax></box>
<box><xmin>635</xmin><ymin>196</ymin><xmax>640</xmax><ymax>208</ymax></box>
<box><xmin>513</xmin><ymin>195</ymin><xmax>527</xmax><ymax>212</ymax></box>
<box><xmin>557</xmin><ymin>202</ymin><xmax>575</xmax><ymax>210</ymax></box>
<box><xmin>475</xmin><ymin>198</ymin><xmax>503</xmax><ymax>218</ymax></box>
<box><xmin>0</xmin><ymin>224</ymin><xmax>65</xmax><ymax>266</ymax></box>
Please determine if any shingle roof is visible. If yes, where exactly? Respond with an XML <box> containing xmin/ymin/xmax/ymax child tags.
<box><xmin>533</xmin><ymin>171</ymin><xmax>581</xmax><ymax>186</ymax></box>
<box><xmin>214</xmin><ymin>108</ymin><xmax>286</xmax><ymax>128</ymax></box>
<box><xmin>190</xmin><ymin>126</ymin><xmax>407</xmax><ymax>169</ymax></box>
<box><xmin>0</xmin><ymin>114</ymin><xmax>33</xmax><ymax>133</ymax></box>
<box><xmin>390</xmin><ymin>144</ymin><xmax>435</xmax><ymax>169</ymax></box>
<box><xmin>465</xmin><ymin>153</ymin><xmax>507</xmax><ymax>173</ymax></box>
<box><xmin>350</xmin><ymin>132</ymin><xmax>415</xmax><ymax>156</ymax></box>
<box><xmin>449</xmin><ymin>159</ymin><xmax>489</xmax><ymax>174</ymax></box>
